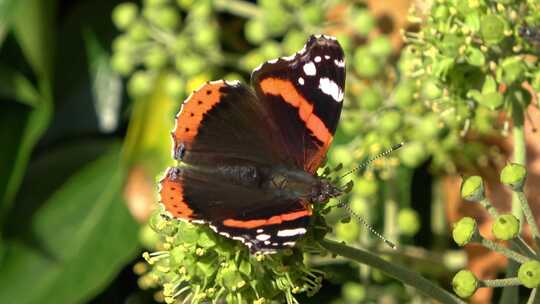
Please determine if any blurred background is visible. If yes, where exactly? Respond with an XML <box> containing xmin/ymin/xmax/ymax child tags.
<box><xmin>0</xmin><ymin>0</ymin><xmax>539</xmax><ymax>303</ymax></box>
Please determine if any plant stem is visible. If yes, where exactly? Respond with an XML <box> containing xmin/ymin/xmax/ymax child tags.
<box><xmin>511</xmin><ymin>101</ymin><xmax>526</xmax><ymax>221</ymax></box>
<box><xmin>516</xmin><ymin>191</ymin><xmax>540</xmax><ymax>248</ymax></box>
<box><xmin>480</xmin><ymin>277</ymin><xmax>521</xmax><ymax>288</ymax></box>
<box><xmin>527</xmin><ymin>288</ymin><xmax>539</xmax><ymax>304</ymax></box>
<box><xmin>320</xmin><ymin>239</ymin><xmax>465</xmax><ymax>304</ymax></box>
<box><xmin>213</xmin><ymin>0</ymin><xmax>261</xmax><ymax>18</ymax></box>
<box><xmin>477</xmin><ymin>238</ymin><xmax>530</xmax><ymax>264</ymax></box>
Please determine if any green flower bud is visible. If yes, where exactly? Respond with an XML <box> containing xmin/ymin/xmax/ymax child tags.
<box><xmin>433</xmin><ymin>5</ymin><xmax>449</xmax><ymax>20</ymax></box>
<box><xmin>379</xmin><ymin>111</ymin><xmax>402</xmax><ymax>134</ymax></box>
<box><xmin>369</xmin><ymin>36</ymin><xmax>392</xmax><ymax>59</ymax></box>
<box><xmin>175</xmin><ymin>54</ymin><xmax>205</xmax><ymax>76</ymax></box>
<box><xmin>452</xmin><ymin>217</ymin><xmax>477</xmax><ymax>246</ymax></box>
<box><xmin>193</xmin><ymin>27</ymin><xmax>217</xmax><ymax>48</ymax></box>
<box><xmin>394</xmin><ymin>81</ymin><xmax>415</xmax><ymax>106</ymax></box>
<box><xmin>399</xmin><ymin>141</ymin><xmax>427</xmax><ymax>168</ymax></box>
<box><xmin>144</xmin><ymin>46</ymin><xmax>168</xmax><ymax>70</ymax></box>
<box><xmin>127</xmin><ymin>21</ymin><xmax>149</xmax><ymax>42</ymax></box>
<box><xmin>300</xmin><ymin>3</ymin><xmax>324</xmax><ymax>26</ymax></box>
<box><xmin>501</xmin><ymin>56</ymin><xmax>525</xmax><ymax>84</ymax></box>
<box><xmin>283</xmin><ymin>30</ymin><xmax>307</xmax><ymax>54</ymax></box>
<box><xmin>416</xmin><ymin>115</ymin><xmax>440</xmax><ymax>139</ymax></box>
<box><xmin>164</xmin><ymin>73</ymin><xmax>185</xmax><ymax>97</ymax></box>
<box><xmin>452</xmin><ymin>270</ymin><xmax>478</xmax><ymax>298</ymax></box>
<box><xmin>342</xmin><ymin>282</ymin><xmax>365</xmax><ymax>302</ymax></box>
<box><xmin>398</xmin><ymin>208</ymin><xmax>421</xmax><ymax>236</ymax></box>
<box><xmin>481</xmin><ymin>15</ymin><xmax>506</xmax><ymax>45</ymax></box>
<box><xmin>259</xmin><ymin>42</ymin><xmax>281</xmax><ymax>60</ymax></box>
<box><xmin>500</xmin><ymin>163</ymin><xmax>527</xmax><ymax>191</ymax></box>
<box><xmin>335</xmin><ymin>221</ymin><xmax>360</xmax><ymax>243</ymax></box>
<box><xmin>353</xmin><ymin>176</ymin><xmax>378</xmax><ymax>197</ymax></box>
<box><xmin>144</xmin><ymin>0</ymin><xmax>167</xmax><ymax>6</ymax></box>
<box><xmin>518</xmin><ymin>261</ymin><xmax>540</xmax><ymax>288</ymax></box>
<box><xmin>112</xmin><ymin>3</ymin><xmax>138</xmax><ymax>30</ymax></box>
<box><xmin>110</xmin><ymin>52</ymin><xmax>134</xmax><ymax>75</ymax></box>
<box><xmin>263</xmin><ymin>9</ymin><xmax>291</xmax><ymax>36</ymax></box>
<box><xmin>128</xmin><ymin>71</ymin><xmax>154</xmax><ymax>97</ymax></box>
<box><xmin>492</xmin><ymin>214</ymin><xmax>520</xmax><ymax>241</ymax></box>
<box><xmin>461</xmin><ymin>176</ymin><xmax>485</xmax><ymax>201</ymax></box>
<box><xmin>352</xmin><ymin>9</ymin><xmax>375</xmax><ymax>35</ymax></box>
<box><xmin>358</xmin><ymin>87</ymin><xmax>382</xmax><ymax>111</ymax></box>
<box><xmin>112</xmin><ymin>35</ymin><xmax>132</xmax><ymax>53</ymax></box>
<box><xmin>354</xmin><ymin>48</ymin><xmax>381</xmax><ymax>78</ymax></box>
<box><xmin>245</xmin><ymin>19</ymin><xmax>268</xmax><ymax>44</ymax></box>
<box><xmin>421</xmin><ymin>78</ymin><xmax>442</xmax><ymax>100</ymax></box>
<box><xmin>176</xmin><ymin>0</ymin><xmax>194</xmax><ymax>10</ymax></box>
<box><xmin>146</xmin><ymin>6</ymin><xmax>180</xmax><ymax>29</ymax></box>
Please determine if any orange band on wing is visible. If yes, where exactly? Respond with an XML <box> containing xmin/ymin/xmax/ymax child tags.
<box><xmin>222</xmin><ymin>209</ymin><xmax>311</xmax><ymax>229</ymax></box>
<box><xmin>259</xmin><ymin>78</ymin><xmax>332</xmax><ymax>146</ymax></box>
<box><xmin>159</xmin><ymin>169</ymin><xmax>195</xmax><ymax>219</ymax></box>
<box><xmin>173</xmin><ymin>81</ymin><xmax>225</xmax><ymax>144</ymax></box>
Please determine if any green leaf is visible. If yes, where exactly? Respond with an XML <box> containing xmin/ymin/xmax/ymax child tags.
<box><xmin>0</xmin><ymin>65</ymin><xmax>40</xmax><ymax>106</ymax></box>
<box><xmin>0</xmin><ymin>144</ymin><xmax>139</xmax><ymax>304</ymax></box>
<box><xmin>12</xmin><ymin>0</ymin><xmax>56</xmax><ymax>79</ymax></box>
<box><xmin>83</xmin><ymin>30</ymin><xmax>122</xmax><ymax>133</ymax></box>
<box><xmin>0</xmin><ymin>0</ymin><xmax>20</xmax><ymax>47</ymax></box>
<box><xmin>1</xmin><ymin>0</ymin><xmax>56</xmax><ymax>222</ymax></box>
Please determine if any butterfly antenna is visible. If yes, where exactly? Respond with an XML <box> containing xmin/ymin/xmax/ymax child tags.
<box><xmin>338</xmin><ymin>142</ymin><xmax>405</xmax><ymax>180</ymax></box>
<box><xmin>338</xmin><ymin>201</ymin><xmax>397</xmax><ymax>249</ymax></box>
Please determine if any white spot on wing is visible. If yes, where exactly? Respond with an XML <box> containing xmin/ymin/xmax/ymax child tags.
<box><xmin>256</xmin><ymin>234</ymin><xmax>271</xmax><ymax>241</ymax></box>
<box><xmin>264</xmin><ymin>241</ymin><xmax>271</xmax><ymax>245</ymax></box>
<box><xmin>225</xmin><ymin>80</ymin><xmax>240</xmax><ymax>86</ymax></box>
<box><xmin>282</xmin><ymin>54</ymin><xmax>297</xmax><ymax>61</ymax></box>
<box><xmin>233</xmin><ymin>236</ymin><xmax>246</xmax><ymax>243</ymax></box>
<box><xmin>314</xmin><ymin>56</ymin><xmax>321</xmax><ymax>62</ymax></box>
<box><xmin>219</xmin><ymin>232</ymin><xmax>230</xmax><ymax>238</ymax></box>
<box><xmin>277</xmin><ymin>228</ymin><xmax>307</xmax><ymax>237</ymax></box>
<box><xmin>283</xmin><ymin>241</ymin><xmax>296</xmax><ymax>246</ymax></box>
<box><xmin>318</xmin><ymin>77</ymin><xmax>344</xmax><ymax>102</ymax></box>
<box><xmin>256</xmin><ymin>229</ymin><xmax>264</xmax><ymax>233</ymax></box>
<box><xmin>298</xmin><ymin>77</ymin><xmax>304</xmax><ymax>85</ymax></box>
<box><xmin>325</xmin><ymin>55</ymin><xmax>330</xmax><ymax>59</ymax></box>
<box><xmin>303</xmin><ymin>62</ymin><xmax>316</xmax><ymax>76</ymax></box>
<box><xmin>334</xmin><ymin>59</ymin><xmax>345</xmax><ymax>67</ymax></box>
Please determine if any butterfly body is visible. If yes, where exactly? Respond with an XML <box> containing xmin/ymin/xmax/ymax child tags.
<box><xmin>160</xmin><ymin>35</ymin><xmax>345</xmax><ymax>253</ymax></box>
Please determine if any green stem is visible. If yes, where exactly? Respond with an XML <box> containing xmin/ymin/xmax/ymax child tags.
<box><xmin>527</xmin><ymin>288</ymin><xmax>538</xmax><ymax>304</ymax></box>
<box><xmin>476</xmin><ymin>237</ymin><xmax>530</xmax><ymax>264</ymax></box>
<box><xmin>480</xmin><ymin>277</ymin><xmax>521</xmax><ymax>288</ymax></box>
<box><xmin>516</xmin><ymin>191</ymin><xmax>540</xmax><ymax>247</ymax></box>
<box><xmin>511</xmin><ymin>102</ymin><xmax>526</xmax><ymax>220</ymax></box>
<box><xmin>320</xmin><ymin>239</ymin><xmax>465</xmax><ymax>304</ymax></box>
<box><xmin>213</xmin><ymin>0</ymin><xmax>261</xmax><ymax>18</ymax></box>
<box><xmin>500</xmin><ymin>97</ymin><xmax>527</xmax><ymax>304</ymax></box>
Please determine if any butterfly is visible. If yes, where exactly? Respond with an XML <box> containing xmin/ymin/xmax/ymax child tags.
<box><xmin>159</xmin><ymin>35</ymin><xmax>346</xmax><ymax>254</ymax></box>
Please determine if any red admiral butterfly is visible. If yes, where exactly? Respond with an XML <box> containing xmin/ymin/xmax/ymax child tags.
<box><xmin>159</xmin><ymin>35</ymin><xmax>346</xmax><ymax>254</ymax></box>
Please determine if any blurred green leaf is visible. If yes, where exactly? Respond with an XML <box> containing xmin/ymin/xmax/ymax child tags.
<box><xmin>12</xmin><ymin>0</ymin><xmax>56</xmax><ymax>79</ymax></box>
<box><xmin>1</xmin><ymin>0</ymin><xmax>56</xmax><ymax>223</ymax></box>
<box><xmin>0</xmin><ymin>65</ymin><xmax>39</xmax><ymax>106</ymax></box>
<box><xmin>0</xmin><ymin>0</ymin><xmax>20</xmax><ymax>47</ymax></box>
<box><xmin>83</xmin><ymin>30</ymin><xmax>122</xmax><ymax>133</ymax></box>
<box><xmin>0</xmin><ymin>144</ymin><xmax>139</xmax><ymax>304</ymax></box>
